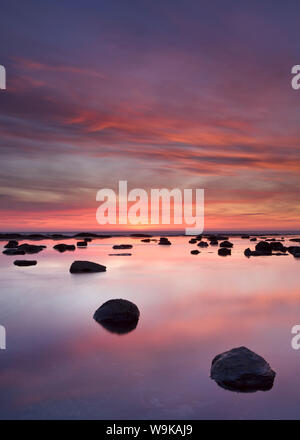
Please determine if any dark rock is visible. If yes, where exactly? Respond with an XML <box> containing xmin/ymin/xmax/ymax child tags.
<box><xmin>14</xmin><ymin>260</ymin><xmax>37</xmax><ymax>267</ymax></box>
<box><xmin>287</xmin><ymin>246</ymin><xmax>300</xmax><ymax>255</ymax></box>
<box><xmin>244</xmin><ymin>248</ymin><xmax>252</xmax><ymax>257</ymax></box>
<box><xmin>93</xmin><ymin>299</ymin><xmax>140</xmax><ymax>334</ymax></box>
<box><xmin>255</xmin><ymin>241</ymin><xmax>272</xmax><ymax>255</ymax></box>
<box><xmin>195</xmin><ymin>234</ymin><xmax>203</xmax><ymax>241</ymax></box>
<box><xmin>141</xmin><ymin>238</ymin><xmax>151</xmax><ymax>242</ymax></box>
<box><xmin>189</xmin><ymin>238</ymin><xmax>197</xmax><ymax>244</ymax></box>
<box><xmin>250</xmin><ymin>238</ymin><xmax>257</xmax><ymax>242</ymax></box>
<box><xmin>241</xmin><ymin>235</ymin><xmax>250</xmax><ymax>239</ymax></box>
<box><xmin>70</xmin><ymin>260</ymin><xmax>106</xmax><ymax>273</ymax></box>
<box><xmin>210</xmin><ymin>239</ymin><xmax>218</xmax><ymax>245</ymax></box>
<box><xmin>220</xmin><ymin>240</ymin><xmax>233</xmax><ymax>248</ymax></box>
<box><xmin>77</xmin><ymin>241</ymin><xmax>87</xmax><ymax>247</ymax></box>
<box><xmin>191</xmin><ymin>250</ymin><xmax>200</xmax><ymax>255</ymax></box>
<box><xmin>108</xmin><ymin>253</ymin><xmax>132</xmax><ymax>256</ymax></box>
<box><xmin>197</xmin><ymin>241</ymin><xmax>208</xmax><ymax>248</ymax></box>
<box><xmin>3</xmin><ymin>248</ymin><xmax>26</xmax><ymax>255</ymax></box>
<box><xmin>4</xmin><ymin>240</ymin><xmax>19</xmax><ymax>248</ymax></box>
<box><xmin>269</xmin><ymin>242</ymin><xmax>286</xmax><ymax>252</ymax></box>
<box><xmin>158</xmin><ymin>237</ymin><xmax>171</xmax><ymax>245</ymax></box>
<box><xmin>113</xmin><ymin>244</ymin><xmax>133</xmax><ymax>249</ymax></box>
<box><xmin>218</xmin><ymin>248</ymin><xmax>231</xmax><ymax>256</ymax></box>
<box><xmin>18</xmin><ymin>243</ymin><xmax>46</xmax><ymax>254</ymax></box>
<box><xmin>210</xmin><ymin>346</ymin><xmax>276</xmax><ymax>392</ymax></box>
<box><xmin>290</xmin><ymin>238</ymin><xmax>300</xmax><ymax>243</ymax></box>
<box><xmin>53</xmin><ymin>243</ymin><xmax>76</xmax><ymax>252</ymax></box>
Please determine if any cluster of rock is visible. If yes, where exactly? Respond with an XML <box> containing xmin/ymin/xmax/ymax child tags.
<box><xmin>244</xmin><ymin>240</ymin><xmax>299</xmax><ymax>257</ymax></box>
<box><xmin>3</xmin><ymin>243</ymin><xmax>46</xmax><ymax>255</ymax></box>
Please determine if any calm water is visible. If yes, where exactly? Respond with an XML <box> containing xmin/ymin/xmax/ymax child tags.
<box><xmin>0</xmin><ymin>236</ymin><xmax>300</xmax><ymax>420</ymax></box>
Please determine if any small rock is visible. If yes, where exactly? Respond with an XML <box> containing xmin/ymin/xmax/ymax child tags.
<box><xmin>191</xmin><ymin>250</ymin><xmax>200</xmax><ymax>255</ymax></box>
<box><xmin>113</xmin><ymin>244</ymin><xmax>133</xmax><ymax>249</ymax></box>
<box><xmin>4</xmin><ymin>240</ymin><xmax>19</xmax><ymax>248</ymax></box>
<box><xmin>197</xmin><ymin>241</ymin><xmax>208</xmax><ymax>248</ymax></box>
<box><xmin>70</xmin><ymin>260</ymin><xmax>106</xmax><ymax>273</ymax></box>
<box><xmin>189</xmin><ymin>238</ymin><xmax>197</xmax><ymax>244</ymax></box>
<box><xmin>77</xmin><ymin>241</ymin><xmax>88</xmax><ymax>247</ymax></box>
<box><xmin>210</xmin><ymin>346</ymin><xmax>276</xmax><ymax>392</ymax></box>
<box><xmin>218</xmin><ymin>248</ymin><xmax>231</xmax><ymax>256</ymax></box>
<box><xmin>220</xmin><ymin>241</ymin><xmax>233</xmax><ymax>248</ymax></box>
<box><xmin>14</xmin><ymin>260</ymin><xmax>37</xmax><ymax>266</ymax></box>
<box><xmin>53</xmin><ymin>243</ymin><xmax>76</xmax><ymax>252</ymax></box>
<box><xmin>158</xmin><ymin>237</ymin><xmax>171</xmax><ymax>245</ymax></box>
<box><xmin>93</xmin><ymin>299</ymin><xmax>140</xmax><ymax>334</ymax></box>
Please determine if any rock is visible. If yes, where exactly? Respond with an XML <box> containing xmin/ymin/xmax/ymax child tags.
<box><xmin>197</xmin><ymin>241</ymin><xmax>208</xmax><ymax>248</ymax></box>
<box><xmin>77</xmin><ymin>241</ymin><xmax>87</xmax><ymax>247</ymax></box>
<box><xmin>84</xmin><ymin>238</ymin><xmax>92</xmax><ymax>242</ymax></box>
<box><xmin>290</xmin><ymin>238</ymin><xmax>300</xmax><ymax>243</ymax></box>
<box><xmin>210</xmin><ymin>239</ymin><xmax>218</xmax><ymax>245</ymax></box>
<box><xmin>14</xmin><ymin>260</ymin><xmax>37</xmax><ymax>266</ymax></box>
<box><xmin>191</xmin><ymin>250</ymin><xmax>200</xmax><ymax>255</ymax></box>
<box><xmin>3</xmin><ymin>248</ymin><xmax>26</xmax><ymax>255</ymax></box>
<box><xmin>113</xmin><ymin>244</ymin><xmax>133</xmax><ymax>249</ymax></box>
<box><xmin>288</xmin><ymin>246</ymin><xmax>300</xmax><ymax>256</ymax></box>
<box><xmin>189</xmin><ymin>238</ymin><xmax>197</xmax><ymax>244</ymax></box>
<box><xmin>255</xmin><ymin>241</ymin><xmax>272</xmax><ymax>255</ymax></box>
<box><xmin>93</xmin><ymin>299</ymin><xmax>140</xmax><ymax>334</ymax></box>
<box><xmin>53</xmin><ymin>243</ymin><xmax>76</xmax><ymax>252</ymax></box>
<box><xmin>69</xmin><ymin>260</ymin><xmax>106</xmax><ymax>273</ymax></box>
<box><xmin>195</xmin><ymin>234</ymin><xmax>203</xmax><ymax>241</ymax></box>
<box><xmin>210</xmin><ymin>346</ymin><xmax>276</xmax><ymax>392</ymax></box>
<box><xmin>244</xmin><ymin>248</ymin><xmax>252</xmax><ymax>257</ymax></box>
<box><xmin>241</xmin><ymin>235</ymin><xmax>250</xmax><ymax>239</ymax></box>
<box><xmin>17</xmin><ymin>243</ymin><xmax>46</xmax><ymax>254</ymax></box>
<box><xmin>141</xmin><ymin>238</ymin><xmax>151</xmax><ymax>242</ymax></box>
<box><xmin>218</xmin><ymin>248</ymin><xmax>231</xmax><ymax>256</ymax></box>
<box><xmin>130</xmin><ymin>233</ymin><xmax>152</xmax><ymax>237</ymax></box>
<box><xmin>269</xmin><ymin>242</ymin><xmax>286</xmax><ymax>252</ymax></box>
<box><xmin>250</xmin><ymin>238</ymin><xmax>257</xmax><ymax>242</ymax></box>
<box><xmin>4</xmin><ymin>240</ymin><xmax>19</xmax><ymax>248</ymax></box>
<box><xmin>220</xmin><ymin>240</ymin><xmax>233</xmax><ymax>248</ymax></box>
<box><xmin>158</xmin><ymin>237</ymin><xmax>171</xmax><ymax>245</ymax></box>
<box><xmin>108</xmin><ymin>253</ymin><xmax>132</xmax><ymax>256</ymax></box>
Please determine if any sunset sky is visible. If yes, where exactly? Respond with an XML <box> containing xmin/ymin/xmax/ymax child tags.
<box><xmin>0</xmin><ymin>0</ymin><xmax>300</xmax><ymax>231</ymax></box>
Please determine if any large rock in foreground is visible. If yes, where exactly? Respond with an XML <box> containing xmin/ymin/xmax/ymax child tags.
<box><xmin>69</xmin><ymin>260</ymin><xmax>106</xmax><ymax>273</ymax></box>
<box><xmin>211</xmin><ymin>346</ymin><xmax>276</xmax><ymax>392</ymax></box>
<box><xmin>94</xmin><ymin>299</ymin><xmax>140</xmax><ymax>334</ymax></box>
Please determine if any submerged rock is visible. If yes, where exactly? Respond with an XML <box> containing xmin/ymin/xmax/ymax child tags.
<box><xmin>250</xmin><ymin>238</ymin><xmax>257</xmax><ymax>242</ymax></box>
<box><xmin>4</xmin><ymin>240</ymin><xmax>19</xmax><ymax>248</ymax></box>
<box><xmin>69</xmin><ymin>260</ymin><xmax>106</xmax><ymax>273</ymax></box>
<box><xmin>113</xmin><ymin>244</ymin><xmax>133</xmax><ymax>249</ymax></box>
<box><xmin>241</xmin><ymin>235</ymin><xmax>250</xmax><ymax>239</ymax></box>
<box><xmin>93</xmin><ymin>299</ymin><xmax>140</xmax><ymax>334</ymax></box>
<box><xmin>14</xmin><ymin>260</ymin><xmax>37</xmax><ymax>266</ymax></box>
<box><xmin>141</xmin><ymin>238</ymin><xmax>151</xmax><ymax>243</ymax></box>
<box><xmin>210</xmin><ymin>346</ymin><xmax>276</xmax><ymax>392</ymax></box>
<box><xmin>53</xmin><ymin>243</ymin><xmax>76</xmax><ymax>252</ymax></box>
<box><xmin>191</xmin><ymin>249</ymin><xmax>200</xmax><ymax>255</ymax></box>
<box><xmin>218</xmin><ymin>248</ymin><xmax>231</xmax><ymax>256</ymax></box>
<box><xmin>108</xmin><ymin>253</ymin><xmax>132</xmax><ymax>256</ymax></box>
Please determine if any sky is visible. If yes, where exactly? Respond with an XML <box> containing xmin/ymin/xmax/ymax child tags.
<box><xmin>0</xmin><ymin>0</ymin><xmax>300</xmax><ymax>231</ymax></box>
